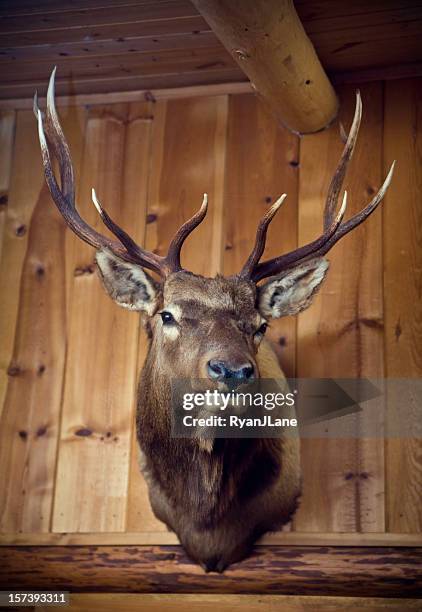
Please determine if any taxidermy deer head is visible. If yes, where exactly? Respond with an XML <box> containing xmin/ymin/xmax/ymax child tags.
<box><xmin>34</xmin><ymin>69</ymin><xmax>395</xmax><ymax>572</ymax></box>
<box><xmin>34</xmin><ymin>70</ymin><xmax>394</xmax><ymax>386</ymax></box>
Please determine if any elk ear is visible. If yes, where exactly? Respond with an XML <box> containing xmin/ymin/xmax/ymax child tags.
<box><xmin>258</xmin><ymin>257</ymin><xmax>329</xmax><ymax>319</ymax></box>
<box><xmin>95</xmin><ymin>248</ymin><xmax>160</xmax><ymax>315</ymax></box>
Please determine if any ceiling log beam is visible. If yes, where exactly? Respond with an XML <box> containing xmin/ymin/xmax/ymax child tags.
<box><xmin>191</xmin><ymin>0</ymin><xmax>338</xmax><ymax>134</ymax></box>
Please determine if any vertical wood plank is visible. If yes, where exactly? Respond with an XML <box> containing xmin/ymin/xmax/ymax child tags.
<box><xmin>223</xmin><ymin>94</ymin><xmax>299</xmax><ymax>376</ymax></box>
<box><xmin>146</xmin><ymin>96</ymin><xmax>228</xmax><ymax>276</ymax></box>
<box><xmin>126</xmin><ymin>95</ymin><xmax>228</xmax><ymax>532</ymax></box>
<box><xmin>0</xmin><ymin>106</ymin><xmax>85</xmax><ymax>532</ymax></box>
<box><xmin>294</xmin><ymin>83</ymin><xmax>385</xmax><ymax>532</ymax></box>
<box><xmin>52</xmin><ymin>103</ymin><xmax>151</xmax><ymax>533</ymax></box>
<box><xmin>384</xmin><ymin>78</ymin><xmax>422</xmax><ymax>533</ymax></box>
<box><xmin>0</xmin><ymin>112</ymin><xmax>43</xmax><ymax>423</ymax></box>
<box><xmin>0</xmin><ymin>111</ymin><xmax>15</xmax><ymax>266</ymax></box>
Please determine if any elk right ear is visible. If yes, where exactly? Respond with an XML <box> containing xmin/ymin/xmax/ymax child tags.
<box><xmin>95</xmin><ymin>248</ymin><xmax>160</xmax><ymax>315</ymax></box>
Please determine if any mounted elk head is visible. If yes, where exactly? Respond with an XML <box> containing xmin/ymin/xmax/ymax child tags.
<box><xmin>34</xmin><ymin>69</ymin><xmax>395</xmax><ymax>571</ymax></box>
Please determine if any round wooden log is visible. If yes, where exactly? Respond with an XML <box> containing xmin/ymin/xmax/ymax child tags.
<box><xmin>191</xmin><ymin>0</ymin><xmax>338</xmax><ymax>134</ymax></box>
<box><xmin>1</xmin><ymin>545</ymin><xmax>421</xmax><ymax>596</ymax></box>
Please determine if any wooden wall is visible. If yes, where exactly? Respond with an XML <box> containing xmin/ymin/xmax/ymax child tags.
<box><xmin>0</xmin><ymin>78</ymin><xmax>421</xmax><ymax>539</ymax></box>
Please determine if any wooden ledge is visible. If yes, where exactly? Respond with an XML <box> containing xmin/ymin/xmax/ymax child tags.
<box><xmin>1</xmin><ymin>531</ymin><xmax>421</xmax><ymax>547</ymax></box>
<box><xmin>1</xmin><ymin>544</ymin><xmax>421</xmax><ymax>597</ymax></box>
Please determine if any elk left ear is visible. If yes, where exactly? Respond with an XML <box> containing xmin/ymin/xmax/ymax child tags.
<box><xmin>258</xmin><ymin>257</ymin><xmax>329</xmax><ymax>319</ymax></box>
<box><xmin>95</xmin><ymin>248</ymin><xmax>160</xmax><ymax>315</ymax></box>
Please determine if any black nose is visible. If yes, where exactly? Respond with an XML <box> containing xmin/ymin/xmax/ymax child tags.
<box><xmin>207</xmin><ymin>359</ymin><xmax>255</xmax><ymax>382</ymax></box>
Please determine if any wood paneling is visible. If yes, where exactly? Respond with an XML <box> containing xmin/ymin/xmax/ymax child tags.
<box><xmin>0</xmin><ymin>112</ymin><xmax>43</xmax><ymax>423</ymax></box>
<box><xmin>0</xmin><ymin>107</ymin><xmax>85</xmax><ymax>532</ymax></box>
<box><xmin>383</xmin><ymin>78</ymin><xmax>422</xmax><ymax>533</ymax></box>
<box><xmin>0</xmin><ymin>111</ymin><xmax>15</xmax><ymax>265</ymax></box>
<box><xmin>52</xmin><ymin>103</ymin><xmax>149</xmax><ymax>532</ymax></box>
<box><xmin>294</xmin><ymin>83</ymin><xmax>385</xmax><ymax>532</ymax></box>
<box><xmin>144</xmin><ymin>95</ymin><xmax>228</xmax><ymax>276</ymax></box>
<box><xmin>223</xmin><ymin>94</ymin><xmax>299</xmax><ymax>376</ymax></box>
<box><xmin>0</xmin><ymin>79</ymin><xmax>421</xmax><ymax>545</ymax></box>
<box><xmin>0</xmin><ymin>1</ymin><xmax>422</xmax><ymax>99</ymax></box>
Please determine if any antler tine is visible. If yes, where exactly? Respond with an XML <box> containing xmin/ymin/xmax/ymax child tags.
<box><xmin>46</xmin><ymin>66</ymin><xmax>75</xmax><ymax>203</ymax></box>
<box><xmin>295</xmin><ymin>160</ymin><xmax>396</xmax><ymax>263</ymax></box>
<box><xmin>35</xmin><ymin>68</ymin><xmax>169</xmax><ymax>276</ymax></box>
<box><xmin>91</xmin><ymin>190</ymin><xmax>166</xmax><ymax>273</ymax></box>
<box><xmin>324</xmin><ymin>90</ymin><xmax>362</xmax><ymax>230</ymax></box>
<box><xmin>165</xmin><ymin>194</ymin><xmax>209</xmax><ymax>272</ymax></box>
<box><xmin>250</xmin><ymin>189</ymin><xmax>348</xmax><ymax>283</ymax></box>
<box><xmin>239</xmin><ymin>194</ymin><xmax>287</xmax><ymax>279</ymax></box>
<box><xmin>241</xmin><ymin>93</ymin><xmax>395</xmax><ymax>284</ymax></box>
<box><xmin>36</xmin><ymin>106</ymin><xmax>118</xmax><ymax>253</ymax></box>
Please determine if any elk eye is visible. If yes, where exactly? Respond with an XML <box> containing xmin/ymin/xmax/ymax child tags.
<box><xmin>256</xmin><ymin>322</ymin><xmax>268</xmax><ymax>336</ymax></box>
<box><xmin>160</xmin><ymin>311</ymin><xmax>175</xmax><ymax>325</ymax></box>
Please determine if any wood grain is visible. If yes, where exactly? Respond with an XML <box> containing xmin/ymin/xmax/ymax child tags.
<box><xmin>1</xmin><ymin>0</ymin><xmax>422</xmax><ymax>99</ymax></box>
<box><xmin>0</xmin><ymin>111</ymin><xmax>43</xmax><ymax>423</ymax></box>
<box><xmin>145</xmin><ymin>95</ymin><xmax>228</xmax><ymax>276</ymax></box>
<box><xmin>0</xmin><ymin>46</ymin><xmax>234</xmax><ymax>83</ymax></box>
<box><xmin>63</xmin><ymin>594</ymin><xmax>422</xmax><ymax>612</ymax></box>
<box><xmin>1</xmin><ymin>531</ymin><xmax>420</xmax><ymax>547</ymax></box>
<box><xmin>52</xmin><ymin>103</ymin><xmax>150</xmax><ymax>532</ymax></box>
<box><xmin>0</xmin><ymin>107</ymin><xmax>85</xmax><ymax>532</ymax></box>
<box><xmin>0</xmin><ymin>183</ymin><xmax>67</xmax><ymax>533</ymax></box>
<box><xmin>1</xmin><ymin>545</ymin><xmax>421</xmax><ymax>597</ymax></box>
<box><xmin>0</xmin><ymin>110</ymin><xmax>15</xmax><ymax>266</ymax></box>
<box><xmin>223</xmin><ymin>94</ymin><xmax>299</xmax><ymax>376</ymax></box>
<box><xmin>294</xmin><ymin>83</ymin><xmax>385</xmax><ymax>532</ymax></box>
<box><xmin>383</xmin><ymin>78</ymin><xmax>422</xmax><ymax>533</ymax></box>
<box><xmin>0</xmin><ymin>68</ymin><xmax>245</xmax><ymax>101</ymax></box>
<box><xmin>192</xmin><ymin>0</ymin><xmax>338</xmax><ymax>133</ymax></box>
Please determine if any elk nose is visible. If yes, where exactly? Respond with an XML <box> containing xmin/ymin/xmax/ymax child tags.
<box><xmin>207</xmin><ymin>360</ymin><xmax>255</xmax><ymax>382</ymax></box>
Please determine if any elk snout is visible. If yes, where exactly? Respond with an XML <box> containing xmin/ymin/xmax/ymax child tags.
<box><xmin>207</xmin><ymin>359</ymin><xmax>255</xmax><ymax>383</ymax></box>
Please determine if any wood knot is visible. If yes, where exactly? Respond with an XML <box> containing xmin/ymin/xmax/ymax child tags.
<box><xmin>344</xmin><ymin>472</ymin><xmax>354</xmax><ymax>480</ymax></box>
<box><xmin>146</xmin><ymin>213</ymin><xmax>157</xmax><ymax>224</ymax></box>
<box><xmin>15</xmin><ymin>224</ymin><xmax>27</xmax><ymax>237</ymax></box>
<box><xmin>265</xmin><ymin>196</ymin><xmax>272</xmax><ymax>204</ymax></box>
<box><xmin>0</xmin><ymin>194</ymin><xmax>8</xmax><ymax>208</ymax></box>
<box><xmin>36</xmin><ymin>426</ymin><xmax>47</xmax><ymax>437</ymax></box>
<box><xmin>35</xmin><ymin>265</ymin><xmax>45</xmax><ymax>279</ymax></box>
<box><xmin>75</xmin><ymin>428</ymin><xmax>93</xmax><ymax>437</ymax></box>
<box><xmin>225</xmin><ymin>242</ymin><xmax>233</xmax><ymax>251</ymax></box>
<box><xmin>18</xmin><ymin>430</ymin><xmax>28</xmax><ymax>440</ymax></box>
<box><xmin>289</xmin><ymin>160</ymin><xmax>299</xmax><ymax>168</ymax></box>
<box><xmin>278</xmin><ymin>337</ymin><xmax>287</xmax><ymax>347</ymax></box>
<box><xmin>7</xmin><ymin>364</ymin><xmax>21</xmax><ymax>377</ymax></box>
<box><xmin>37</xmin><ymin>364</ymin><xmax>46</xmax><ymax>376</ymax></box>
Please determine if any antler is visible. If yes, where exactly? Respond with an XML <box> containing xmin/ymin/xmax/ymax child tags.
<box><xmin>34</xmin><ymin>68</ymin><xmax>208</xmax><ymax>278</ymax></box>
<box><xmin>240</xmin><ymin>91</ymin><xmax>396</xmax><ymax>283</ymax></box>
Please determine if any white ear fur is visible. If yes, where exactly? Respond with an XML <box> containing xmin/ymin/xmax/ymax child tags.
<box><xmin>258</xmin><ymin>257</ymin><xmax>329</xmax><ymax>319</ymax></box>
<box><xmin>95</xmin><ymin>248</ymin><xmax>159</xmax><ymax>315</ymax></box>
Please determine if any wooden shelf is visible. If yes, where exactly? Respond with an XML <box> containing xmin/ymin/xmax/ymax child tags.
<box><xmin>1</xmin><ymin>543</ymin><xmax>421</xmax><ymax>597</ymax></box>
